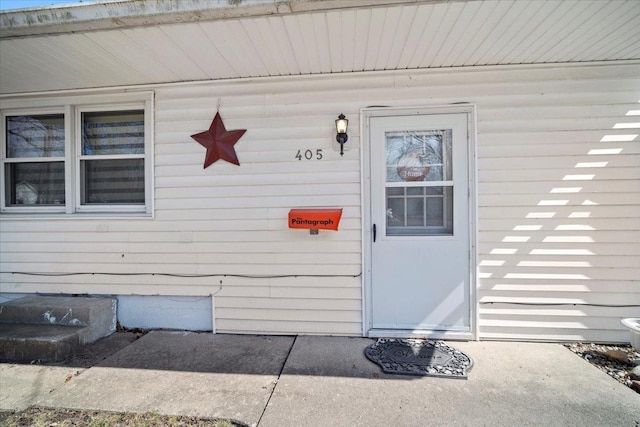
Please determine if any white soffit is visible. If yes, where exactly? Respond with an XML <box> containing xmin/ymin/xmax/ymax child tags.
<box><xmin>1</xmin><ymin>0</ymin><xmax>639</xmax><ymax>94</ymax></box>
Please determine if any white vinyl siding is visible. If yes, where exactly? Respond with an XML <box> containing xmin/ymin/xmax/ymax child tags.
<box><xmin>151</xmin><ymin>83</ymin><xmax>362</xmax><ymax>335</ymax></box>
<box><xmin>0</xmin><ymin>62</ymin><xmax>638</xmax><ymax>340</ymax></box>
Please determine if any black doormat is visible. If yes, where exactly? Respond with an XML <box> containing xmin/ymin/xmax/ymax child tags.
<box><xmin>365</xmin><ymin>338</ymin><xmax>473</xmax><ymax>379</ymax></box>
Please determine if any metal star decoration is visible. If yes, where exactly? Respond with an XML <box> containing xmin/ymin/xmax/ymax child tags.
<box><xmin>191</xmin><ymin>113</ymin><xmax>247</xmax><ymax>168</ymax></box>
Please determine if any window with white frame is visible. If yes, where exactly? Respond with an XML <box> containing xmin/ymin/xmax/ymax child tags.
<box><xmin>2</xmin><ymin>96</ymin><xmax>152</xmax><ymax>215</ymax></box>
<box><xmin>4</xmin><ymin>113</ymin><xmax>66</xmax><ymax>207</ymax></box>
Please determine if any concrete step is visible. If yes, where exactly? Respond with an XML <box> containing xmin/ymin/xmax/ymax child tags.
<box><xmin>0</xmin><ymin>323</ymin><xmax>88</xmax><ymax>362</ymax></box>
<box><xmin>0</xmin><ymin>295</ymin><xmax>116</xmax><ymax>344</ymax></box>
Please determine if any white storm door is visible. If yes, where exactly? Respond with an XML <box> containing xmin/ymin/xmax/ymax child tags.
<box><xmin>369</xmin><ymin>112</ymin><xmax>471</xmax><ymax>335</ymax></box>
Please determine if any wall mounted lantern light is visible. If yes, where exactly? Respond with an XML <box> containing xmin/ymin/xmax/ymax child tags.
<box><xmin>335</xmin><ymin>113</ymin><xmax>349</xmax><ymax>156</ymax></box>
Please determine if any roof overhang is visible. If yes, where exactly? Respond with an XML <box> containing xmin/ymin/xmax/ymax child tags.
<box><xmin>0</xmin><ymin>0</ymin><xmax>432</xmax><ymax>38</ymax></box>
<box><xmin>1</xmin><ymin>0</ymin><xmax>639</xmax><ymax>95</ymax></box>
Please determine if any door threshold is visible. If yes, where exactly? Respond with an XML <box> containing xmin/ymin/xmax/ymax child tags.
<box><xmin>368</xmin><ymin>329</ymin><xmax>472</xmax><ymax>341</ymax></box>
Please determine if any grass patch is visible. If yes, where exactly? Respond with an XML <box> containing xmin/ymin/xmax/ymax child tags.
<box><xmin>0</xmin><ymin>407</ymin><xmax>244</xmax><ymax>427</ymax></box>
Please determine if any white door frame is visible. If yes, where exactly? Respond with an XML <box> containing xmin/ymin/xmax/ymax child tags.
<box><xmin>360</xmin><ymin>105</ymin><xmax>478</xmax><ymax>340</ymax></box>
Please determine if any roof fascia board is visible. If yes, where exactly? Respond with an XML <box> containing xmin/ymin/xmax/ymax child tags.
<box><xmin>0</xmin><ymin>0</ymin><xmax>445</xmax><ymax>39</ymax></box>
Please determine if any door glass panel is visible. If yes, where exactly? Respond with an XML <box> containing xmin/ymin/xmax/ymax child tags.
<box><xmin>406</xmin><ymin>198</ymin><xmax>424</xmax><ymax>226</ymax></box>
<box><xmin>386</xmin><ymin>186</ymin><xmax>453</xmax><ymax>235</ymax></box>
<box><xmin>387</xmin><ymin>187</ymin><xmax>404</xmax><ymax>196</ymax></box>
<box><xmin>425</xmin><ymin>197</ymin><xmax>444</xmax><ymax>226</ymax></box>
<box><xmin>386</xmin><ymin>196</ymin><xmax>405</xmax><ymax>227</ymax></box>
<box><xmin>385</xmin><ymin>129</ymin><xmax>454</xmax><ymax>236</ymax></box>
<box><xmin>385</xmin><ymin>129</ymin><xmax>451</xmax><ymax>183</ymax></box>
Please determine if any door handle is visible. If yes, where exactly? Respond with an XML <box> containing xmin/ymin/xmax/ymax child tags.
<box><xmin>373</xmin><ymin>223</ymin><xmax>377</xmax><ymax>243</ymax></box>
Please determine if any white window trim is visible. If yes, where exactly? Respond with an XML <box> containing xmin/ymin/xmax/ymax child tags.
<box><xmin>1</xmin><ymin>91</ymin><xmax>154</xmax><ymax>217</ymax></box>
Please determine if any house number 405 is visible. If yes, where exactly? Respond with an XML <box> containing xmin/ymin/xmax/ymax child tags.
<box><xmin>295</xmin><ymin>149</ymin><xmax>323</xmax><ymax>160</ymax></box>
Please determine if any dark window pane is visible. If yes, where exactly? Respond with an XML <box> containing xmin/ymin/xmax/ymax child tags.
<box><xmin>387</xmin><ymin>187</ymin><xmax>404</xmax><ymax>196</ymax></box>
<box><xmin>407</xmin><ymin>198</ymin><xmax>424</xmax><ymax>226</ymax></box>
<box><xmin>444</xmin><ymin>187</ymin><xmax>453</xmax><ymax>232</ymax></box>
<box><xmin>386</xmin><ymin>197</ymin><xmax>405</xmax><ymax>227</ymax></box>
<box><xmin>425</xmin><ymin>198</ymin><xmax>444</xmax><ymax>226</ymax></box>
<box><xmin>6</xmin><ymin>115</ymin><xmax>65</xmax><ymax>158</ymax></box>
<box><xmin>81</xmin><ymin>159</ymin><xmax>144</xmax><ymax>204</ymax></box>
<box><xmin>425</xmin><ymin>186</ymin><xmax>444</xmax><ymax>196</ymax></box>
<box><xmin>82</xmin><ymin>110</ymin><xmax>144</xmax><ymax>155</ymax></box>
<box><xmin>5</xmin><ymin>162</ymin><xmax>65</xmax><ymax>205</ymax></box>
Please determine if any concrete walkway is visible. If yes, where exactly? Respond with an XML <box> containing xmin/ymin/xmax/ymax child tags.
<box><xmin>1</xmin><ymin>331</ymin><xmax>638</xmax><ymax>426</ymax></box>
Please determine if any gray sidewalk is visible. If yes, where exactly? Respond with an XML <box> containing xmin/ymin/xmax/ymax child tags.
<box><xmin>1</xmin><ymin>331</ymin><xmax>638</xmax><ymax>426</ymax></box>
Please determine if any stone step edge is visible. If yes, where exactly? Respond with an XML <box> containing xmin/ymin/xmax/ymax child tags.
<box><xmin>0</xmin><ymin>295</ymin><xmax>116</xmax><ymax>328</ymax></box>
<box><xmin>0</xmin><ymin>323</ymin><xmax>88</xmax><ymax>362</ymax></box>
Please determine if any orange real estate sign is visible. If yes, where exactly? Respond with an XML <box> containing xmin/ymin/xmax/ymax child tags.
<box><xmin>288</xmin><ymin>208</ymin><xmax>343</xmax><ymax>231</ymax></box>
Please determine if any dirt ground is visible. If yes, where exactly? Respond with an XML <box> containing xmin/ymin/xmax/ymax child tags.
<box><xmin>0</xmin><ymin>407</ymin><xmax>245</xmax><ymax>427</ymax></box>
